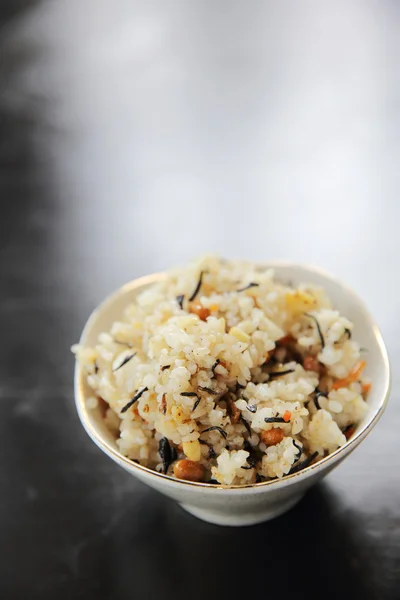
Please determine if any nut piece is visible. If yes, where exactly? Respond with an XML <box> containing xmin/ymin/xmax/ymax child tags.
<box><xmin>303</xmin><ymin>355</ymin><xmax>320</xmax><ymax>372</ymax></box>
<box><xmin>189</xmin><ymin>302</ymin><xmax>210</xmax><ymax>321</ymax></box>
<box><xmin>173</xmin><ymin>459</ymin><xmax>206</xmax><ymax>482</ymax></box>
<box><xmin>182</xmin><ymin>439</ymin><xmax>201</xmax><ymax>461</ymax></box>
<box><xmin>260</xmin><ymin>428</ymin><xmax>284</xmax><ymax>446</ymax></box>
<box><xmin>227</xmin><ymin>397</ymin><xmax>241</xmax><ymax>424</ymax></box>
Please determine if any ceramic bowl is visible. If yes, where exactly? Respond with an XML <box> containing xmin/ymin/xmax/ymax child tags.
<box><xmin>74</xmin><ymin>263</ymin><xmax>390</xmax><ymax>526</ymax></box>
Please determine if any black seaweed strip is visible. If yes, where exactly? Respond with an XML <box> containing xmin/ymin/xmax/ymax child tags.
<box><xmin>113</xmin><ymin>353</ymin><xmax>136</xmax><ymax>372</ymax></box>
<box><xmin>268</xmin><ymin>369</ymin><xmax>295</xmax><ymax>379</ymax></box>
<box><xmin>198</xmin><ymin>386</ymin><xmax>218</xmax><ymax>395</ymax></box>
<box><xmin>314</xmin><ymin>389</ymin><xmax>328</xmax><ymax>410</ymax></box>
<box><xmin>243</xmin><ymin>440</ymin><xmax>252</xmax><ymax>452</ymax></box>
<box><xmin>241</xmin><ymin>416</ymin><xmax>252</xmax><ymax>436</ymax></box>
<box><xmin>200</xmin><ymin>426</ymin><xmax>228</xmax><ymax>439</ymax></box>
<box><xmin>159</xmin><ymin>437</ymin><xmax>172</xmax><ymax>474</ymax></box>
<box><xmin>120</xmin><ymin>387</ymin><xmax>149</xmax><ymax>413</ymax></box>
<box><xmin>289</xmin><ymin>451</ymin><xmax>319</xmax><ymax>474</ymax></box>
<box><xmin>246</xmin><ymin>454</ymin><xmax>257</xmax><ymax>468</ymax></box>
<box><xmin>176</xmin><ymin>295</ymin><xmax>185</xmax><ymax>310</ymax></box>
<box><xmin>304</xmin><ymin>313</ymin><xmax>325</xmax><ymax>348</ymax></box>
<box><xmin>208</xmin><ymin>446</ymin><xmax>217</xmax><ymax>459</ymax></box>
<box><xmin>211</xmin><ymin>360</ymin><xmax>220</xmax><ymax>376</ymax></box>
<box><xmin>236</xmin><ymin>282</ymin><xmax>259</xmax><ymax>292</ymax></box>
<box><xmin>292</xmin><ymin>440</ymin><xmax>303</xmax><ymax>460</ymax></box>
<box><xmin>189</xmin><ymin>271</ymin><xmax>204</xmax><ymax>302</ymax></box>
<box><xmin>192</xmin><ymin>397</ymin><xmax>201</xmax><ymax>412</ymax></box>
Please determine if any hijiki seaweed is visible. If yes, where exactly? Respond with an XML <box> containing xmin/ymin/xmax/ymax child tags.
<box><xmin>176</xmin><ymin>294</ymin><xmax>185</xmax><ymax>310</ymax></box>
<box><xmin>268</xmin><ymin>369</ymin><xmax>295</xmax><ymax>379</ymax></box>
<box><xmin>200</xmin><ymin>425</ymin><xmax>228</xmax><ymax>439</ymax></box>
<box><xmin>289</xmin><ymin>451</ymin><xmax>318</xmax><ymax>474</ymax></box>
<box><xmin>159</xmin><ymin>437</ymin><xmax>173</xmax><ymax>474</ymax></box>
<box><xmin>241</xmin><ymin>415</ymin><xmax>252</xmax><ymax>436</ymax></box>
<box><xmin>292</xmin><ymin>440</ymin><xmax>302</xmax><ymax>460</ymax></box>
<box><xmin>314</xmin><ymin>389</ymin><xmax>328</xmax><ymax>410</ymax></box>
<box><xmin>236</xmin><ymin>282</ymin><xmax>259</xmax><ymax>292</ymax></box>
<box><xmin>120</xmin><ymin>387</ymin><xmax>149</xmax><ymax>413</ymax></box>
<box><xmin>211</xmin><ymin>359</ymin><xmax>220</xmax><ymax>376</ymax></box>
<box><xmin>198</xmin><ymin>386</ymin><xmax>218</xmax><ymax>395</ymax></box>
<box><xmin>113</xmin><ymin>353</ymin><xmax>136</xmax><ymax>372</ymax></box>
<box><xmin>192</xmin><ymin>397</ymin><xmax>201</xmax><ymax>412</ymax></box>
<box><xmin>189</xmin><ymin>271</ymin><xmax>204</xmax><ymax>302</ymax></box>
<box><xmin>304</xmin><ymin>313</ymin><xmax>325</xmax><ymax>348</ymax></box>
<box><xmin>199</xmin><ymin>440</ymin><xmax>218</xmax><ymax>460</ymax></box>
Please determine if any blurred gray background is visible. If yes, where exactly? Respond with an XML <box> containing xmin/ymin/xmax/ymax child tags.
<box><xmin>2</xmin><ymin>1</ymin><xmax>398</xmax><ymax>309</ymax></box>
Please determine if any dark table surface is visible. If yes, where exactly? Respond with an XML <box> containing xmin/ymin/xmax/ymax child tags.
<box><xmin>1</xmin><ymin>1</ymin><xmax>399</xmax><ymax>598</ymax></box>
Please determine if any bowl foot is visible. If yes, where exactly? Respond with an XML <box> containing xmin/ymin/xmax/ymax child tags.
<box><xmin>180</xmin><ymin>494</ymin><xmax>304</xmax><ymax>526</ymax></box>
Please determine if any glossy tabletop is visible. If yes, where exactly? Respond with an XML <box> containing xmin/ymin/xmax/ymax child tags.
<box><xmin>0</xmin><ymin>1</ymin><xmax>399</xmax><ymax>598</ymax></box>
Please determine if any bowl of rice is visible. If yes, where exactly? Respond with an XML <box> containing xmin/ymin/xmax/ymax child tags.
<box><xmin>73</xmin><ymin>257</ymin><xmax>390</xmax><ymax>526</ymax></box>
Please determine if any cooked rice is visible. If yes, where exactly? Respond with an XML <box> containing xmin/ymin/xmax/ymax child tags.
<box><xmin>73</xmin><ymin>256</ymin><xmax>370</xmax><ymax>485</ymax></box>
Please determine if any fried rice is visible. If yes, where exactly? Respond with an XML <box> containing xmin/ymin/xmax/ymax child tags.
<box><xmin>72</xmin><ymin>256</ymin><xmax>370</xmax><ymax>485</ymax></box>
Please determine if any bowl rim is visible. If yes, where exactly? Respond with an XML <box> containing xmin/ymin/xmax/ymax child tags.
<box><xmin>74</xmin><ymin>261</ymin><xmax>391</xmax><ymax>492</ymax></box>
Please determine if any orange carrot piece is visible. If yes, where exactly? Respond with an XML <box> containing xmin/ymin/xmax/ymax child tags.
<box><xmin>332</xmin><ymin>360</ymin><xmax>366</xmax><ymax>390</ymax></box>
<box><xmin>283</xmin><ymin>410</ymin><xmax>292</xmax><ymax>422</ymax></box>
<box><xmin>362</xmin><ymin>382</ymin><xmax>372</xmax><ymax>394</ymax></box>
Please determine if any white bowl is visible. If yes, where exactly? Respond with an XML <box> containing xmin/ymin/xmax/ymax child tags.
<box><xmin>74</xmin><ymin>263</ymin><xmax>391</xmax><ymax>526</ymax></box>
